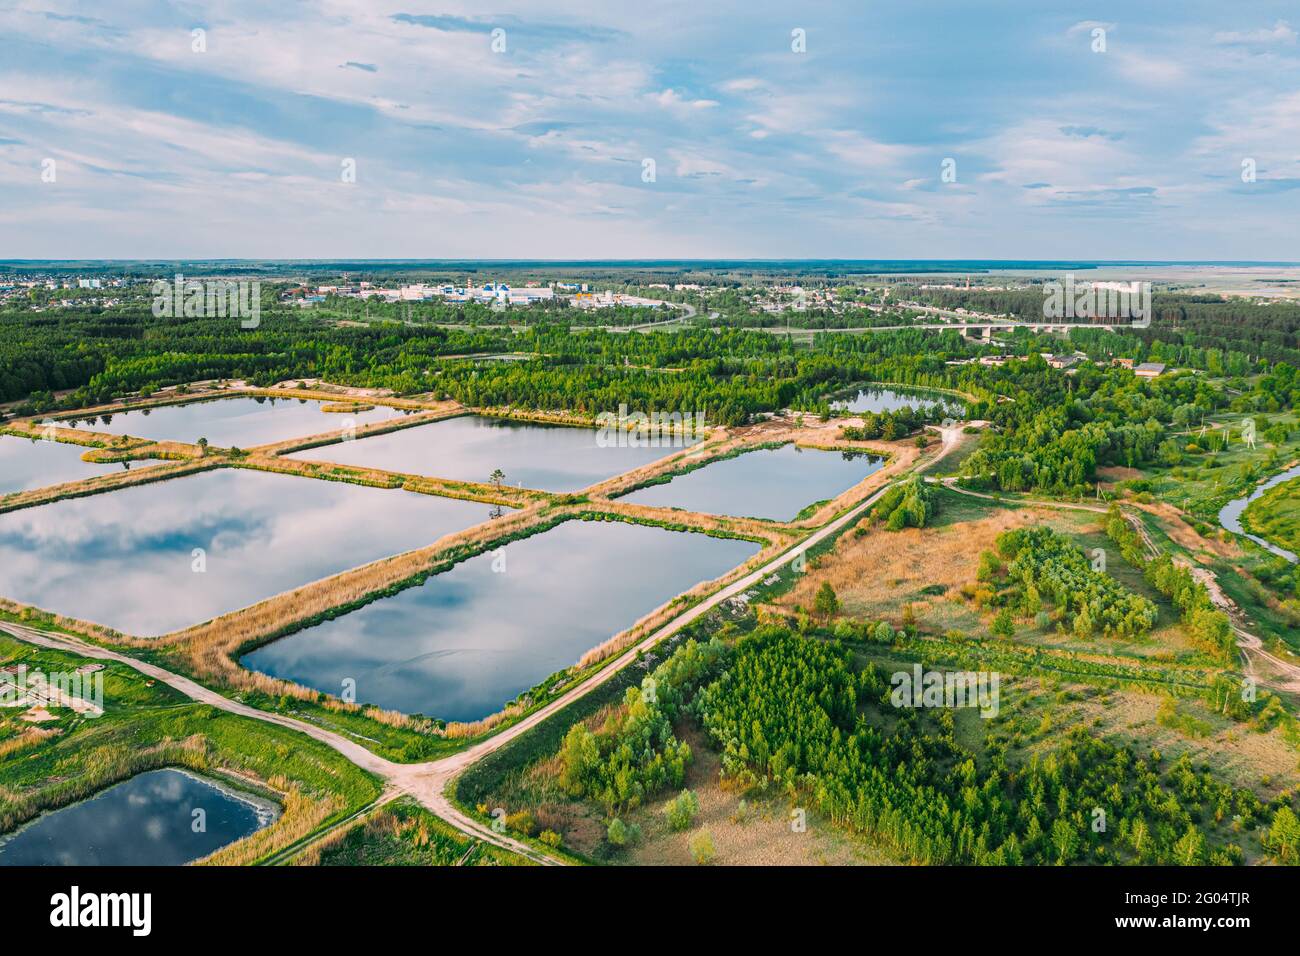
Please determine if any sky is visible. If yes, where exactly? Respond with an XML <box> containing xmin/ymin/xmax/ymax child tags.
<box><xmin>0</xmin><ymin>1</ymin><xmax>1298</xmax><ymax>260</ymax></box>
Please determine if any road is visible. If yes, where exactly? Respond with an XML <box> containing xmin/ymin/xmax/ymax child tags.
<box><xmin>0</xmin><ymin>618</ymin><xmax>561</xmax><ymax>865</ymax></box>
<box><xmin>609</xmin><ymin>300</ymin><xmax>697</xmax><ymax>332</ymax></box>
<box><xmin>0</xmin><ymin>456</ymin><xmax>904</xmax><ymax>865</ymax></box>
<box><xmin>938</xmin><ymin>478</ymin><xmax>1109</xmax><ymax>513</ymax></box>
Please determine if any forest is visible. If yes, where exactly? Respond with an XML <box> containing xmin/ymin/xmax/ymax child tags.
<box><xmin>570</xmin><ymin>625</ymin><xmax>1295</xmax><ymax>865</ymax></box>
<box><xmin>904</xmin><ymin>286</ymin><xmax>1300</xmax><ymax>368</ymax></box>
<box><xmin>994</xmin><ymin>526</ymin><xmax>1159</xmax><ymax>639</ymax></box>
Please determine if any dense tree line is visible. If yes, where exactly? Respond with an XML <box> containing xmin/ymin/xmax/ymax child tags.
<box><xmin>907</xmin><ymin>286</ymin><xmax>1300</xmax><ymax>367</ymax></box>
<box><xmin>959</xmin><ymin>358</ymin><xmax>1250</xmax><ymax>495</ymax></box>
<box><xmin>995</xmin><ymin>526</ymin><xmax>1159</xmax><ymax>639</ymax></box>
<box><xmin>840</xmin><ymin>405</ymin><xmax>941</xmax><ymax>441</ymax></box>
<box><xmin>0</xmin><ymin>305</ymin><xmax>508</xmax><ymax>410</ymax></box>
<box><xmin>4</xmin><ymin>295</ymin><xmax>1292</xmax><ymax>486</ymax></box>
<box><xmin>690</xmin><ymin>627</ymin><xmax>1284</xmax><ymax>865</ymax></box>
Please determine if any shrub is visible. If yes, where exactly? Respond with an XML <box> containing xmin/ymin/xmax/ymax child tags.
<box><xmin>977</xmin><ymin>551</ymin><xmax>1001</xmax><ymax>581</ymax></box>
<box><xmin>689</xmin><ymin>829</ymin><xmax>716</xmax><ymax>865</ymax></box>
<box><xmin>664</xmin><ymin>789</ymin><xmax>700</xmax><ymax>831</ymax></box>
<box><xmin>504</xmin><ymin>810</ymin><xmax>537</xmax><ymax>836</ymax></box>
<box><xmin>991</xmin><ymin>608</ymin><xmax>1015</xmax><ymax>638</ymax></box>
<box><xmin>605</xmin><ymin>817</ymin><xmax>641</xmax><ymax>848</ymax></box>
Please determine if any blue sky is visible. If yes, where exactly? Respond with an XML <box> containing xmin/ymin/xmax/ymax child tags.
<box><xmin>0</xmin><ymin>1</ymin><xmax>1298</xmax><ymax>259</ymax></box>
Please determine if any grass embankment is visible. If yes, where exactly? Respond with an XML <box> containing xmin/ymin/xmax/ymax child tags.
<box><xmin>300</xmin><ymin>797</ymin><xmax>530</xmax><ymax>866</ymax></box>
<box><xmin>0</xmin><ymin>633</ymin><xmax>381</xmax><ymax>865</ymax></box>
<box><xmin>451</xmin><ymin>658</ymin><xmax>643</xmax><ymax>865</ymax></box>
<box><xmin>0</xmin><ymin>457</ymin><xmax>218</xmax><ymax>516</ymax></box>
<box><xmin>250</xmin><ymin>404</ymin><xmax>462</xmax><ymax>456</ymax></box>
<box><xmin>242</xmin><ymin>454</ymin><xmax>542</xmax><ymax>508</ymax></box>
<box><xmin>33</xmin><ymin>502</ymin><xmax>771</xmax><ymax>762</ymax></box>
<box><xmin>1243</xmin><ymin>477</ymin><xmax>1300</xmax><ymax>556</ymax></box>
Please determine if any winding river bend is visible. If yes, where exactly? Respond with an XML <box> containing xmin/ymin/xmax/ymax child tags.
<box><xmin>1218</xmin><ymin>463</ymin><xmax>1300</xmax><ymax>563</ymax></box>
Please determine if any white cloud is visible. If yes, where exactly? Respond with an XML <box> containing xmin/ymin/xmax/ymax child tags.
<box><xmin>1113</xmin><ymin>52</ymin><xmax>1186</xmax><ymax>86</ymax></box>
<box><xmin>646</xmin><ymin>89</ymin><xmax>719</xmax><ymax>111</ymax></box>
<box><xmin>1214</xmin><ymin>20</ymin><xmax>1297</xmax><ymax>46</ymax></box>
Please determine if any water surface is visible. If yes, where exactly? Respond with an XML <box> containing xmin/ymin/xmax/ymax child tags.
<box><xmin>0</xmin><ymin>469</ymin><xmax>492</xmax><ymax>635</ymax></box>
<box><xmin>286</xmin><ymin>414</ymin><xmax>690</xmax><ymax>491</ymax></box>
<box><xmin>833</xmin><ymin>385</ymin><xmax>965</xmax><ymax>417</ymax></box>
<box><xmin>0</xmin><ymin>768</ymin><xmax>272</xmax><ymax>866</ymax></box>
<box><xmin>619</xmin><ymin>444</ymin><xmax>885</xmax><ymax>521</ymax></box>
<box><xmin>1219</xmin><ymin>464</ymin><xmax>1300</xmax><ymax>563</ymax></box>
<box><xmin>0</xmin><ymin>435</ymin><xmax>143</xmax><ymax>494</ymax></box>
<box><xmin>64</xmin><ymin>396</ymin><xmax>409</xmax><ymax>448</ymax></box>
<box><xmin>242</xmin><ymin>519</ymin><xmax>759</xmax><ymax>721</ymax></box>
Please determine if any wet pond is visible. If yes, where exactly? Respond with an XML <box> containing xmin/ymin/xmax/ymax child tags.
<box><xmin>63</xmin><ymin>396</ymin><xmax>410</xmax><ymax>448</ymax></box>
<box><xmin>1218</xmin><ymin>463</ymin><xmax>1300</xmax><ymax>563</ymax></box>
<box><xmin>0</xmin><ymin>768</ymin><xmax>273</xmax><ymax>866</ymax></box>
<box><xmin>618</xmin><ymin>444</ymin><xmax>885</xmax><ymax>521</ymax></box>
<box><xmin>241</xmin><ymin>519</ymin><xmax>760</xmax><ymax>722</ymax></box>
<box><xmin>0</xmin><ymin>469</ymin><xmax>493</xmax><ymax>636</ymax></box>
<box><xmin>0</xmin><ymin>434</ymin><xmax>144</xmax><ymax>494</ymax></box>
<box><xmin>832</xmin><ymin>385</ymin><xmax>966</xmax><ymax>417</ymax></box>
<box><xmin>286</xmin><ymin>414</ymin><xmax>692</xmax><ymax>491</ymax></box>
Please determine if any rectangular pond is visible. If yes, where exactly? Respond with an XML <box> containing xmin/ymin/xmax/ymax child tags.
<box><xmin>0</xmin><ymin>434</ymin><xmax>143</xmax><ymax>495</ymax></box>
<box><xmin>285</xmin><ymin>414</ymin><xmax>692</xmax><ymax>492</ymax></box>
<box><xmin>832</xmin><ymin>385</ymin><xmax>966</xmax><ymax>417</ymax></box>
<box><xmin>62</xmin><ymin>396</ymin><xmax>412</xmax><ymax>448</ymax></box>
<box><xmin>241</xmin><ymin>519</ymin><xmax>761</xmax><ymax>722</ymax></box>
<box><xmin>0</xmin><ymin>768</ymin><xmax>273</xmax><ymax>866</ymax></box>
<box><xmin>0</xmin><ymin>468</ymin><xmax>494</xmax><ymax>636</ymax></box>
<box><xmin>618</xmin><ymin>444</ymin><xmax>885</xmax><ymax>521</ymax></box>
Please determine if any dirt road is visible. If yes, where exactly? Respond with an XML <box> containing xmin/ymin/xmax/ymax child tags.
<box><xmin>0</xmin><ymin>415</ymin><xmax>974</xmax><ymax>864</ymax></box>
<box><xmin>0</xmin><ymin>473</ymin><xmax>897</xmax><ymax>865</ymax></box>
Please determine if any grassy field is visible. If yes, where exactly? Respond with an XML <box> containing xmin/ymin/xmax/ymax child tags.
<box><xmin>1129</xmin><ymin>507</ymin><xmax>1300</xmax><ymax>657</ymax></box>
<box><xmin>0</xmin><ymin>633</ymin><xmax>381</xmax><ymax>864</ymax></box>
<box><xmin>1243</xmin><ymin>477</ymin><xmax>1300</xmax><ymax>556</ymax></box>
<box><xmin>775</xmin><ymin>488</ymin><xmax>1208</xmax><ymax>663</ymax></box>
<box><xmin>300</xmin><ymin>797</ymin><xmax>530</xmax><ymax>866</ymax></box>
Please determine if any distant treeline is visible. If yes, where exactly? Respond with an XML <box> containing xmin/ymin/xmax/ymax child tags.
<box><xmin>904</xmin><ymin>286</ymin><xmax>1300</xmax><ymax>368</ymax></box>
